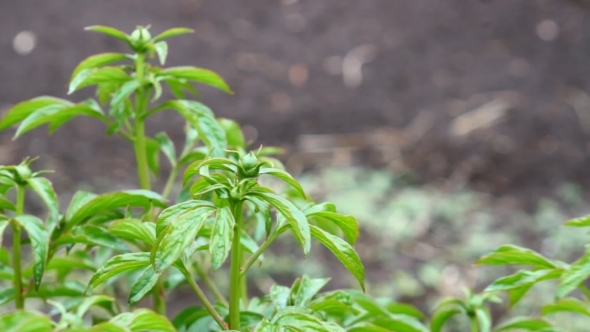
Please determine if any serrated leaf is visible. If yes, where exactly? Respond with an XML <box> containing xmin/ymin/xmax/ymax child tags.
<box><xmin>310</xmin><ymin>225</ymin><xmax>365</xmax><ymax>291</ymax></box>
<box><xmin>109</xmin><ymin>219</ymin><xmax>156</xmax><ymax>245</ymax></box>
<box><xmin>160</xmin><ymin>66</ymin><xmax>232</xmax><ymax>93</ymax></box>
<box><xmin>152</xmin><ymin>27</ymin><xmax>194</xmax><ymax>42</ymax></box>
<box><xmin>66</xmin><ymin>190</ymin><xmax>166</xmax><ymax>228</ymax></box>
<box><xmin>542</xmin><ymin>297</ymin><xmax>590</xmax><ymax>317</ymax></box>
<box><xmin>251</xmin><ymin>191</ymin><xmax>311</xmax><ymax>256</ymax></box>
<box><xmin>110</xmin><ymin>308</ymin><xmax>176</xmax><ymax>332</ymax></box>
<box><xmin>210</xmin><ymin>206</ymin><xmax>235</xmax><ymax>270</ymax></box>
<box><xmin>557</xmin><ymin>245</ymin><xmax>590</xmax><ymax>298</ymax></box>
<box><xmin>14</xmin><ymin>215</ymin><xmax>48</xmax><ymax>290</ymax></box>
<box><xmin>493</xmin><ymin>317</ymin><xmax>552</xmax><ymax>331</ymax></box>
<box><xmin>484</xmin><ymin>269</ymin><xmax>562</xmax><ymax>293</ymax></box>
<box><xmin>259</xmin><ymin>167</ymin><xmax>306</xmax><ymax>198</ymax></box>
<box><xmin>0</xmin><ymin>310</ymin><xmax>54</xmax><ymax>332</ymax></box>
<box><xmin>87</xmin><ymin>252</ymin><xmax>151</xmax><ymax>290</ymax></box>
<box><xmin>0</xmin><ymin>96</ymin><xmax>72</xmax><ymax>131</ymax></box>
<box><xmin>69</xmin><ymin>67</ymin><xmax>130</xmax><ymax>94</ymax></box>
<box><xmin>129</xmin><ymin>265</ymin><xmax>161</xmax><ymax>304</ymax></box>
<box><xmin>154</xmin><ymin>41</ymin><xmax>168</xmax><ymax>65</ymax></box>
<box><xmin>26</xmin><ymin>177</ymin><xmax>59</xmax><ymax>231</ymax></box>
<box><xmin>153</xmin><ymin>206</ymin><xmax>216</xmax><ymax>271</ymax></box>
<box><xmin>476</xmin><ymin>245</ymin><xmax>556</xmax><ymax>269</ymax></box>
<box><xmin>71</xmin><ymin>53</ymin><xmax>130</xmax><ymax>82</ymax></box>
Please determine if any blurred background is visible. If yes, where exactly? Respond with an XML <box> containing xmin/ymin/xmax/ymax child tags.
<box><xmin>3</xmin><ymin>0</ymin><xmax>590</xmax><ymax>327</ymax></box>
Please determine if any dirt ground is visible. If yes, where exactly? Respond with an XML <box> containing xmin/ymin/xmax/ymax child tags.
<box><xmin>2</xmin><ymin>0</ymin><xmax>590</xmax><ymax>205</ymax></box>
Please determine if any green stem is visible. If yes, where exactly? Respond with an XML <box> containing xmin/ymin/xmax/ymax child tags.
<box><xmin>194</xmin><ymin>262</ymin><xmax>228</xmax><ymax>306</ymax></box>
<box><xmin>186</xmin><ymin>272</ymin><xmax>228</xmax><ymax>329</ymax></box>
<box><xmin>133</xmin><ymin>52</ymin><xmax>166</xmax><ymax>316</ymax></box>
<box><xmin>229</xmin><ymin>200</ymin><xmax>244</xmax><ymax>330</ymax></box>
<box><xmin>240</xmin><ymin>250</ymin><xmax>247</xmax><ymax>305</ymax></box>
<box><xmin>470</xmin><ymin>316</ymin><xmax>478</xmax><ymax>332</ymax></box>
<box><xmin>240</xmin><ymin>226</ymin><xmax>288</xmax><ymax>278</ymax></box>
<box><xmin>161</xmin><ymin>166</ymin><xmax>178</xmax><ymax>200</ymax></box>
<box><xmin>579</xmin><ymin>285</ymin><xmax>590</xmax><ymax>301</ymax></box>
<box><xmin>13</xmin><ymin>185</ymin><xmax>25</xmax><ymax>309</ymax></box>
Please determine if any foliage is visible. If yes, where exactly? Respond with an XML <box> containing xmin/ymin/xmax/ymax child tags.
<box><xmin>0</xmin><ymin>25</ymin><xmax>428</xmax><ymax>331</ymax></box>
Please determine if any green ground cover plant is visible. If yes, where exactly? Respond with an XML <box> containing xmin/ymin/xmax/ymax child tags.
<box><xmin>0</xmin><ymin>24</ymin><xmax>589</xmax><ymax>332</ymax></box>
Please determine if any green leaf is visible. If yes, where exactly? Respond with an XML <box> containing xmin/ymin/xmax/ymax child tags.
<box><xmin>71</xmin><ymin>53</ymin><xmax>130</xmax><ymax>82</ymax></box>
<box><xmin>0</xmin><ymin>196</ymin><xmax>14</xmax><ymax>211</ymax></box>
<box><xmin>259</xmin><ymin>167</ymin><xmax>306</xmax><ymax>198</ymax></box>
<box><xmin>348</xmin><ymin>323</ymin><xmax>391</xmax><ymax>332</ymax></box>
<box><xmin>218</xmin><ymin>118</ymin><xmax>246</xmax><ymax>149</ymax></box>
<box><xmin>542</xmin><ymin>297</ymin><xmax>590</xmax><ymax>317</ymax></box>
<box><xmin>293</xmin><ymin>275</ymin><xmax>330</xmax><ymax>306</ymax></box>
<box><xmin>272</xmin><ymin>308</ymin><xmax>330</xmax><ymax>332</ymax></box>
<box><xmin>183</xmin><ymin>157</ymin><xmax>237</xmax><ymax>185</ymax></box>
<box><xmin>14</xmin><ymin>215</ymin><xmax>48</xmax><ymax>290</ymax></box>
<box><xmin>129</xmin><ymin>265</ymin><xmax>161</xmax><ymax>304</ymax></box>
<box><xmin>88</xmin><ymin>322</ymin><xmax>129</xmax><ymax>332</ymax></box>
<box><xmin>26</xmin><ymin>177</ymin><xmax>59</xmax><ymax>231</ymax></box>
<box><xmin>109</xmin><ymin>219</ymin><xmax>156</xmax><ymax>245</ymax></box>
<box><xmin>476</xmin><ymin>245</ymin><xmax>556</xmax><ymax>269</ymax></box>
<box><xmin>69</xmin><ymin>67</ymin><xmax>130</xmax><ymax>94</ymax></box>
<box><xmin>306</xmin><ymin>211</ymin><xmax>359</xmax><ymax>245</ymax></box>
<box><xmin>54</xmin><ymin>225</ymin><xmax>127</xmax><ymax>252</ymax></box>
<box><xmin>66</xmin><ymin>189</ymin><xmax>167</xmax><ymax>228</ymax></box>
<box><xmin>0</xmin><ymin>96</ymin><xmax>72</xmax><ymax>131</ymax></box>
<box><xmin>251</xmin><ymin>191</ymin><xmax>311</xmax><ymax>256</ymax></box>
<box><xmin>160</xmin><ymin>66</ymin><xmax>232</xmax><ymax>93</ymax></box>
<box><xmin>155</xmin><ymin>200</ymin><xmax>215</xmax><ymax>236</ymax></box>
<box><xmin>110</xmin><ymin>308</ymin><xmax>176</xmax><ymax>332</ymax></box>
<box><xmin>493</xmin><ymin>317</ymin><xmax>552</xmax><ymax>331</ymax></box>
<box><xmin>85</xmin><ymin>25</ymin><xmax>131</xmax><ymax>42</ymax></box>
<box><xmin>271</xmin><ymin>284</ymin><xmax>291</xmax><ymax>309</ymax></box>
<box><xmin>508</xmin><ymin>284</ymin><xmax>534</xmax><ymax>307</ymax></box>
<box><xmin>153</xmin><ymin>205</ymin><xmax>216</xmax><ymax>271</ymax></box>
<box><xmin>146</xmin><ymin>137</ymin><xmax>161</xmax><ymax>176</ymax></box>
<box><xmin>87</xmin><ymin>252</ymin><xmax>151</xmax><ymax>290</ymax></box>
<box><xmin>430</xmin><ymin>307</ymin><xmax>462</xmax><ymax>332</ymax></box>
<box><xmin>110</xmin><ymin>80</ymin><xmax>142</xmax><ymax>108</ymax></box>
<box><xmin>154</xmin><ymin>132</ymin><xmax>177</xmax><ymax>167</ymax></box>
<box><xmin>0</xmin><ymin>217</ymin><xmax>8</xmax><ymax>247</ymax></box>
<box><xmin>310</xmin><ymin>225</ymin><xmax>365</xmax><ymax>291</ymax></box>
<box><xmin>557</xmin><ymin>245</ymin><xmax>590</xmax><ymax>298</ymax></box>
<box><xmin>484</xmin><ymin>269</ymin><xmax>562</xmax><ymax>293</ymax></box>
<box><xmin>75</xmin><ymin>295</ymin><xmax>116</xmax><ymax>317</ymax></box>
<box><xmin>209</xmin><ymin>206</ymin><xmax>235</xmax><ymax>270</ymax></box>
<box><xmin>154</xmin><ymin>41</ymin><xmax>168</xmax><ymax>65</ymax></box>
<box><xmin>0</xmin><ymin>310</ymin><xmax>54</xmax><ymax>332</ymax></box>
<box><xmin>152</xmin><ymin>27</ymin><xmax>194</xmax><ymax>42</ymax></box>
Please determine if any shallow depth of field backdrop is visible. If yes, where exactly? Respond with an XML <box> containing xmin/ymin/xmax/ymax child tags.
<box><xmin>2</xmin><ymin>0</ymin><xmax>590</xmax><ymax>318</ymax></box>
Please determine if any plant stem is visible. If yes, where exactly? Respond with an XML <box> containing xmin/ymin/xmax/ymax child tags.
<box><xmin>161</xmin><ymin>166</ymin><xmax>178</xmax><ymax>200</ymax></box>
<box><xmin>240</xmin><ymin>226</ymin><xmax>288</xmax><ymax>278</ymax></box>
<box><xmin>13</xmin><ymin>185</ymin><xmax>25</xmax><ymax>309</ymax></box>
<box><xmin>579</xmin><ymin>285</ymin><xmax>590</xmax><ymax>301</ymax></box>
<box><xmin>470</xmin><ymin>316</ymin><xmax>478</xmax><ymax>332</ymax></box>
<box><xmin>133</xmin><ymin>51</ymin><xmax>166</xmax><ymax>316</ymax></box>
<box><xmin>186</xmin><ymin>272</ymin><xmax>228</xmax><ymax>329</ymax></box>
<box><xmin>194</xmin><ymin>262</ymin><xmax>228</xmax><ymax>306</ymax></box>
<box><xmin>229</xmin><ymin>200</ymin><xmax>244</xmax><ymax>330</ymax></box>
